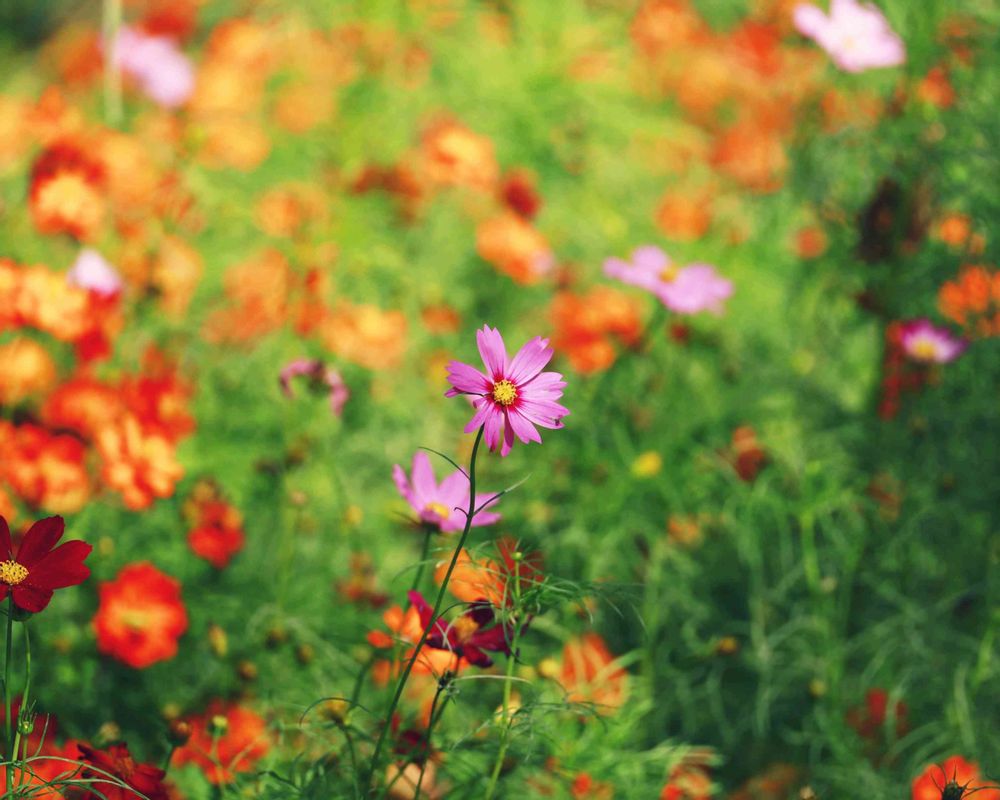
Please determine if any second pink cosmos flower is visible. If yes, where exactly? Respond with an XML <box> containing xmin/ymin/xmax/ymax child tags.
<box><xmin>446</xmin><ymin>326</ymin><xmax>569</xmax><ymax>457</ymax></box>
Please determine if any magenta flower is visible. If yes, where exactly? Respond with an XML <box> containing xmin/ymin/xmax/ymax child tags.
<box><xmin>604</xmin><ymin>246</ymin><xmax>733</xmax><ymax>315</ymax></box>
<box><xmin>67</xmin><ymin>248</ymin><xmax>123</xmax><ymax>297</ymax></box>
<box><xmin>110</xmin><ymin>27</ymin><xmax>195</xmax><ymax>109</ymax></box>
<box><xmin>446</xmin><ymin>326</ymin><xmax>569</xmax><ymax>457</ymax></box>
<box><xmin>279</xmin><ymin>359</ymin><xmax>349</xmax><ymax>416</ymax></box>
<box><xmin>899</xmin><ymin>319</ymin><xmax>967</xmax><ymax>364</ymax></box>
<box><xmin>408</xmin><ymin>590</ymin><xmax>513</xmax><ymax>667</ymax></box>
<box><xmin>794</xmin><ymin>0</ymin><xmax>905</xmax><ymax>73</ymax></box>
<box><xmin>392</xmin><ymin>451</ymin><xmax>501</xmax><ymax>533</ymax></box>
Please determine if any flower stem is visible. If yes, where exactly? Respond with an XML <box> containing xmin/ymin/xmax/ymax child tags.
<box><xmin>13</xmin><ymin>622</ymin><xmax>30</xmax><ymax>793</ymax></box>
<box><xmin>367</xmin><ymin>426</ymin><xmax>484</xmax><ymax>794</ymax></box>
<box><xmin>4</xmin><ymin>595</ymin><xmax>14</xmax><ymax>795</ymax></box>
<box><xmin>483</xmin><ymin>560</ymin><xmax>523</xmax><ymax>800</ymax></box>
<box><xmin>412</xmin><ymin>676</ymin><xmax>451</xmax><ymax>800</ymax></box>
<box><xmin>408</xmin><ymin>528</ymin><xmax>434</xmax><ymax>595</ymax></box>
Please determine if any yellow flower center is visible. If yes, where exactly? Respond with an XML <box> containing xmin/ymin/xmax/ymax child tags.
<box><xmin>424</xmin><ymin>501</ymin><xmax>451</xmax><ymax>520</ymax></box>
<box><xmin>451</xmin><ymin>615</ymin><xmax>480</xmax><ymax>646</ymax></box>
<box><xmin>910</xmin><ymin>339</ymin><xmax>938</xmax><ymax>361</ymax></box>
<box><xmin>659</xmin><ymin>265</ymin><xmax>679</xmax><ymax>283</ymax></box>
<box><xmin>492</xmin><ymin>379</ymin><xmax>517</xmax><ymax>407</ymax></box>
<box><xmin>0</xmin><ymin>561</ymin><xmax>28</xmax><ymax>586</ymax></box>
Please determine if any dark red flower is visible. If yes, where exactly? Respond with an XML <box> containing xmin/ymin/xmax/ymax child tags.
<box><xmin>0</xmin><ymin>516</ymin><xmax>91</xmax><ymax>613</ymax></box>
<box><xmin>407</xmin><ymin>590</ymin><xmax>514</xmax><ymax>668</ymax></box>
<box><xmin>78</xmin><ymin>742</ymin><xmax>169</xmax><ymax>800</ymax></box>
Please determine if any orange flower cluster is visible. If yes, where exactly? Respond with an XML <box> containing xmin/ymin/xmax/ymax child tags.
<box><xmin>549</xmin><ymin>287</ymin><xmax>643</xmax><ymax>374</ymax></box>
<box><xmin>182</xmin><ymin>479</ymin><xmax>246</xmax><ymax>569</ymax></box>
<box><xmin>93</xmin><ymin>562</ymin><xmax>188</xmax><ymax>668</ymax></box>
<box><xmin>172</xmin><ymin>700</ymin><xmax>270</xmax><ymax>784</ymax></box>
<box><xmin>558</xmin><ymin>633</ymin><xmax>628</xmax><ymax>713</ymax></box>
<box><xmin>0</xmin><ymin>258</ymin><xmax>122</xmax><ymax>361</ymax></box>
<box><xmin>938</xmin><ymin>264</ymin><xmax>1000</xmax><ymax>338</ymax></box>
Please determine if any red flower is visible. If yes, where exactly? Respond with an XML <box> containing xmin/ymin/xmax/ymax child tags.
<box><xmin>0</xmin><ymin>516</ymin><xmax>91</xmax><ymax>613</ymax></box>
<box><xmin>912</xmin><ymin>755</ymin><xmax>1000</xmax><ymax>800</ymax></box>
<box><xmin>93</xmin><ymin>562</ymin><xmax>188</xmax><ymax>668</ymax></box>
<box><xmin>408</xmin><ymin>591</ymin><xmax>515</xmax><ymax>668</ymax></box>
<box><xmin>77</xmin><ymin>742</ymin><xmax>169</xmax><ymax>800</ymax></box>
<box><xmin>172</xmin><ymin>700</ymin><xmax>270</xmax><ymax>784</ymax></box>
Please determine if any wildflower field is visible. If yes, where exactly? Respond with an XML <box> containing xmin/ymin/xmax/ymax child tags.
<box><xmin>0</xmin><ymin>0</ymin><xmax>998</xmax><ymax>797</ymax></box>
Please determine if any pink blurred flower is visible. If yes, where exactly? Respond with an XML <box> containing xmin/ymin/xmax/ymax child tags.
<box><xmin>446</xmin><ymin>326</ymin><xmax>569</xmax><ymax>457</ymax></box>
<box><xmin>67</xmin><ymin>248</ymin><xmax>123</xmax><ymax>297</ymax></box>
<box><xmin>110</xmin><ymin>26</ymin><xmax>195</xmax><ymax>108</ymax></box>
<box><xmin>899</xmin><ymin>319</ymin><xmax>966</xmax><ymax>363</ymax></box>
<box><xmin>794</xmin><ymin>0</ymin><xmax>905</xmax><ymax>73</ymax></box>
<box><xmin>392</xmin><ymin>451</ymin><xmax>501</xmax><ymax>533</ymax></box>
<box><xmin>279</xmin><ymin>359</ymin><xmax>349</xmax><ymax>416</ymax></box>
<box><xmin>604</xmin><ymin>246</ymin><xmax>732</xmax><ymax>315</ymax></box>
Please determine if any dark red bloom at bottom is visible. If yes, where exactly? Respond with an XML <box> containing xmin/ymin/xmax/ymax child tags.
<box><xmin>78</xmin><ymin>742</ymin><xmax>169</xmax><ymax>800</ymax></box>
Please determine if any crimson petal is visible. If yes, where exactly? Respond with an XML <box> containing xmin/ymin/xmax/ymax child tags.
<box><xmin>21</xmin><ymin>540</ymin><xmax>92</xmax><ymax>590</ymax></box>
<box><xmin>12</xmin><ymin>585</ymin><xmax>54</xmax><ymax>613</ymax></box>
<box><xmin>16</xmin><ymin>516</ymin><xmax>65</xmax><ymax>568</ymax></box>
<box><xmin>0</xmin><ymin>517</ymin><xmax>13</xmax><ymax>560</ymax></box>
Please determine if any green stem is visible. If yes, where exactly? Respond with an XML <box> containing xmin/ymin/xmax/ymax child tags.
<box><xmin>4</xmin><ymin>596</ymin><xmax>14</xmax><ymax>797</ymax></box>
<box><xmin>367</xmin><ymin>426</ymin><xmax>485</xmax><ymax>794</ymax></box>
<box><xmin>408</xmin><ymin>528</ymin><xmax>434</xmax><ymax>595</ymax></box>
<box><xmin>101</xmin><ymin>0</ymin><xmax>123</xmax><ymax>125</ymax></box>
<box><xmin>484</xmin><ymin>559</ymin><xmax>523</xmax><ymax>800</ymax></box>
<box><xmin>13</xmin><ymin>623</ymin><xmax>29</xmax><ymax>792</ymax></box>
<box><xmin>412</xmin><ymin>678</ymin><xmax>451</xmax><ymax>800</ymax></box>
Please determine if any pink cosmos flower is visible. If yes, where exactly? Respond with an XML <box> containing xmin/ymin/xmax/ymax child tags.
<box><xmin>67</xmin><ymin>248</ymin><xmax>123</xmax><ymax>297</ymax></box>
<box><xmin>110</xmin><ymin>26</ymin><xmax>195</xmax><ymax>109</ymax></box>
<box><xmin>899</xmin><ymin>319</ymin><xmax>967</xmax><ymax>363</ymax></box>
<box><xmin>392</xmin><ymin>452</ymin><xmax>501</xmax><ymax>533</ymax></box>
<box><xmin>279</xmin><ymin>359</ymin><xmax>349</xmax><ymax>416</ymax></box>
<box><xmin>604</xmin><ymin>246</ymin><xmax>733</xmax><ymax>315</ymax></box>
<box><xmin>446</xmin><ymin>326</ymin><xmax>569</xmax><ymax>457</ymax></box>
<box><xmin>794</xmin><ymin>0</ymin><xmax>905</xmax><ymax>73</ymax></box>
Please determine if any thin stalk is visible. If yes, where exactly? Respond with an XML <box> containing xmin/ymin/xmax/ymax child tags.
<box><xmin>408</xmin><ymin>528</ymin><xmax>434</xmax><ymax>595</ymax></box>
<box><xmin>367</xmin><ymin>426</ymin><xmax>484</xmax><ymax>793</ymax></box>
<box><xmin>484</xmin><ymin>560</ymin><xmax>523</xmax><ymax>800</ymax></box>
<box><xmin>4</xmin><ymin>596</ymin><xmax>14</xmax><ymax>796</ymax></box>
<box><xmin>13</xmin><ymin>622</ymin><xmax>30</xmax><ymax>792</ymax></box>
<box><xmin>412</xmin><ymin>678</ymin><xmax>451</xmax><ymax>800</ymax></box>
<box><xmin>101</xmin><ymin>0</ymin><xmax>123</xmax><ymax>125</ymax></box>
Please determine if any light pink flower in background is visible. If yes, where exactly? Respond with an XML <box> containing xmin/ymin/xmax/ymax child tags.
<box><xmin>446</xmin><ymin>326</ymin><xmax>569</xmax><ymax>457</ymax></box>
<box><xmin>109</xmin><ymin>26</ymin><xmax>195</xmax><ymax>108</ymax></box>
<box><xmin>793</xmin><ymin>0</ymin><xmax>905</xmax><ymax>73</ymax></box>
<box><xmin>279</xmin><ymin>359</ymin><xmax>350</xmax><ymax>416</ymax></box>
<box><xmin>899</xmin><ymin>319</ymin><xmax>967</xmax><ymax>364</ymax></box>
<box><xmin>392</xmin><ymin>451</ymin><xmax>501</xmax><ymax>533</ymax></box>
<box><xmin>67</xmin><ymin>249</ymin><xmax>123</xmax><ymax>297</ymax></box>
<box><xmin>604</xmin><ymin>246</ymin><xmax>733</xmax><ymax>315</ymax></box>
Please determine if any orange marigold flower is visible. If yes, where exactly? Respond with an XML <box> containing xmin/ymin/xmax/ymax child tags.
<box><xmin>794</xmin><ymin>225</ymin><xmax>828</xmax><ymax>259</ymax></box>
<box><xmin>119</xmin><ymin>352</ymin><xmax>196</xmax><ymax>443</ymax></box>
<box><xmin>0</xmin><ymin>338</ymin><xmax>57</xmax><ymax>405</ymax></box>
<box><xmin>197</xmin><ymin>118</ymin><xmax>271</xmax><ymax>172</ymax></box>
<box><xmin>41</xmin><ymin>377</ymin><xmax>125</xmax><ymax>440</ymax></box>
<box><xmin>710</xmin><ymin>121</ymin><xmax>787</xmax><ymax>193</ymax></box>
<box><xmin>938</xmin><ymin>264</ymin><xmax>1000</xmax><ymax>337</ymax></box>
<box><xmin>728</xmin><ymin>425</ymin><xmax>768</xmax><ymax>482</ymax></box>
<box><xmin>203</xmin><ymin>249</ymin><xmax>292</xmax><ymax>343</ymax></box>
<box><xmin>367</xmin><ymin>601</ymin><xmax>459</xmax><ymax>686</ymax></box>
<box><xmin>93</xmin><ymin>562</ymin><xmax>188</xmax><ymax>668</ymax></box>
<box><xmin>172</xmin><ymin>700</ymin><xmax>269</xmax><ymax>784</ymax></box>
<box><xmin>912</xmin><ymin>755</ymin><xmax>1000</xmax><ymax>800</ymax></box>
<box><xmin>571</xmin><ymin>772</ymin><xmax>615</xmax><ymax>799</ymax></box>
<box><xmin>29</xmin><ymin>140</ymin><xmax>106</xmax><ymax>240</ymax></box>
<box><xmin>153</xmin><ymin>235</ymin><xmax>203</xmax><ymax>319</ymax></box>
<box><xmin>916</xmin><ymin>65</ymin><xmax>956</xmax><ymax>109</ymax></box>
<box><xmin>559</xmin><ymin>633</ymin><xmax>628</xmax><ymax>713</ymax></box>
<box><xmin>660</xmin><ymin>763</ymin><xmax>713</xmax><ymax>800</ymax></box>
<box><xmin>655</xmin><ymin>190</ymin><xmax>712</xmax><ymax>242</ymax></box>
<box><xmin>96</xmin><ymin>415</ymin><xmax>184</xmax><ymax>510</ymax></box>
<box><xmin>186</xmin><ymin>499</ymin><xmax>245</xmax><ymax>570</ymax></box>
<box><xmin>420</xmin><ymin>119</ymin><xmax>499</xmax><ymax>191</ymax></box>
<box><xmin>550</xmin><ymin>287</ymin><xmax>643</xmax><ymax>374</ymax></box>
<box><xmin>318</xmin><ymin>302</ymin><xmax>408</xmax><ymax>370</ymax></box>
<box><xmin>0</xmin><ymin>423</ymin><xmax>90</xmax><ymax>514</ymax></box>
<box><xmin>476</xmin><ymin>213</ymin><xmax>554</xmax><ymax>285</ymax></box>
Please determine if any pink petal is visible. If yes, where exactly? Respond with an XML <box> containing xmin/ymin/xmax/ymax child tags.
<box><xmin>793</xmin><ymin>3</ymin><xmax>829</xmax><ymax>38</ymax></box>
<box><xmin>507</xmin><ymin>337</ymin><xmax>554</xmax><ymax>385</ymax></box>
<box><xmin>392</xmin><ymin>464</ymin><xmax>416</xmax><ymax>509</ymax></box>
<box><xmin>500</xmin><ymin>417</ymin><xmax>515</xmax><ymax>456</ymax></box>
<box><xmin>410</xmin><ymin>452</ymin><xmax>438</xmax><ymax>504</ymax></box>
<box><xmin>518</xmin><ymin>398</ymin><xmax>569</xmax><ymax>429</ymax></box>
<box><xmin>463</xmin><ymin>400</ymin><xmax>493</xmax><ymax>435</ymax></box>
<box><xmin>481</xmin><ymin>406</ymin><xmax>504</xmax><ymax>452</ymax></box>
<box><xmin>445</xmin><ymin>361</ymin><xmax>490</xmax><ymax>396</ymax></box>
<box><xmin>476</xmin><ymin>326</ymin><xmax>508</xmax><ymax>380</ymax></box>
<box><xmin>506</xmin><ymin>408</ymin><xmax>542</xmax><ymax>445</ymax></box>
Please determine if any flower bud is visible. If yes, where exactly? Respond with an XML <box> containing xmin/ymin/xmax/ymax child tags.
<box><xmin>209</xmin><ymin>715</ymin><xmax>228</xmax><ymax>736</ymax></box>
<box><xmin>237</xmin><ymin>660</ymin><xmax>259</xmax><ymax>682</ymax></box>
<box><xmin>207</xmin><ymin>624</ymin><xmax>228</xmax><ymax>657</ymax></box>
<box><xmin>295</xmin><ymin>643</ymin><xmax>315</xmax><ymax>665</ymax></box>
<box><xmin>168</xmin><ymin>719</ymin><xmax>192</xmax><ymax>746</ymax></box>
